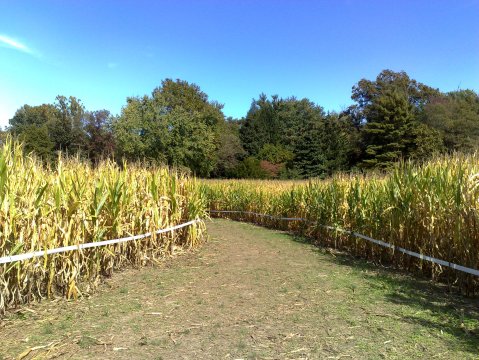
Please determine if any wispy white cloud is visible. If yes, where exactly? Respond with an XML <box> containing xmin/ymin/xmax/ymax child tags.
<box><xmin>0</xmin><ymin>34</ymin><xmax>39</xmax><ymax>57</ymax></box>
<box><xmin>107</xmin><ymin>62</ymin><xmax>118</xmax><ymax>69</ymax></box>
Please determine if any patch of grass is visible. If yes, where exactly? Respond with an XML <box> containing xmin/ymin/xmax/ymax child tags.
<box><xmin>58</xmin><ymin>319</ymin><xmax>70</xmax><ymax>330</ymax></box>
<box><xmin>42</xmin><ymin>322</ymin><xmax>54</xmax><ymax>335</ymax></box>
<box><xmin>131</xmin><ymin>323</ymin><xmax>141</xmax><ymax>332</ymax></box>
<box><xmin>328</xmin><ymin>252</ymin><xmax>479</xmax><ymax>355</ymax></box>
<box><xmin>13</xmin><ymin>312</ymin><xmax>28</xmax><ymax>320</ymax></box>
<box><xmin>236</xmin><ymin>339</ymin><xmax>247</xmax><ymax>351</ymax></box>
<box><xmin>247</xmin><ymin>351</ymin><xmax>260</xmax><ymax>359</ymax></box>
<box><xmin>148</xmin><ymin>338</ymin><xmax>168</xmax><ymax>347</ymax></box>
<box><xmin>78</xmin><ymin>335</ymin><xmax>97</xmax><ymax>349</ymax></box>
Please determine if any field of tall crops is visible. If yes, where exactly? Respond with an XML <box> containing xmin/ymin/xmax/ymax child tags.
<box><xmin>0</xmin><ymin>140</ymin><xmax>207</xmax><ymax>313</ymax></box>
<box><xmin>203</xmin><ymin>155</ymin><xmax>479</xmax><ymax>295</ymax></box>
<box><xmin>2</xmin><ymin>136</ymin><xmax>479</xmax><ymax>316</ymax></box>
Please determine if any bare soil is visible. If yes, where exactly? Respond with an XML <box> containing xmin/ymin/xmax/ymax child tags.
<box><xmin>1</xmin><ymin>219</ymin><xmax>478</xmax><ymax>359</ymax></box>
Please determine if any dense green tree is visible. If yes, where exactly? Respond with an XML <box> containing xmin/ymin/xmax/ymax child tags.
<box><xmin>407</xmin><ymin>123</ymin><xmax>444</xmax><ymax>161</ymax></box>
<box><xmin>351</xmin><ymin>70</ymin><xmax>439</xmax><ymax>116</ymax></box>
<box><xmin>336</xmin><ymin>110</ymin><xmax>363</xmax><ymax>167</ymax></box>
<box><xmin>156</xmin><ymin>79</ymin><xmax>224</xmax><ymax>126</ymax></box>
<box><xmin>322</xmin><ymin>113</ymin><xmax>358</xmax><ymax>172</ymax></box>
<box><xmin>239</xmin><ymin>94</ymin><xmax>281</xmax><ymax>155</ymax></box>
<box><xmin>49</xmin><ymin>96</ymin><xmax>87</xmax><ymax>154</ymax></box>
<box><xmin>9</xmin><ymin>72</ymin><xmax>478</xmax><ymax>179</ymax></box>
<box><xmin>113</xmin><ymin>96</ymin><xmax>163</xmax><ymax>161</ymax></box>
<box><xmin>276</xmin><ymin>98</ymin><xmax>325</xmax><ymax>151</ymax></box>
<box><xmin>214</xmin><ymin>119</ymin><xmax>246</xmax><ymax>177</ymax></box>
<box><xmin>423</xmin><ymin>90</ymin><xmax>479</xmax><ymax>153</ymax></box>
<box><xmin>351</xmin><ymin>70</ymin><xmax>441</xmax><ymax>168</ymax></box>
<box><xmin>240</xmin><ymin>95</ymin><xmax>323</xmax><ymax>158</ymax></box>
<box><xmin>290</xmin><ymin>112</ymin><xmax>352</xmax><ymax>178</ymax></box>
<box><xmin>114</xmin><ymin>79</ymin><xmax>224</xmax><ymax>176</ymax></box>
<box><xmin>258</xmin><ymin>143</ymin><xmax>293</xmax><ymax>164</ymax></box>
<box><xmin>239</xmin><ymin>95</ymin><xmax>355</xmax><ymax>178</ymax></box>
<box><xmin>9</xmin><ymin>98</ymin><xmax>115</xmax><ymax>163</ymax></box>
<box><xmin>19</xmin><ymin>124</ymin><xmax>55</xmax><ymax>160</ymax></box>
<box><xmin>10</xmin><ymin>96</ymin><xmax>87</xmax><ymax>157</ymax></box>
<box><xmin>9</xmin><ymin>104</ymin><xmax>58</xmax><ymax>133</ymax></box>
<box><xmin>292</xmin><ymin>119</ymin><xmax>327</xmax><ymax>177</ymax></box>
<box><xmin>232</xmin><ymin>157</ymin><xmax>268</xmax><ymax>179</ymax></box>
<box><xmin>163</xmin><ymin>108</ymin><xmax>217</xmax><ymax>176</ymax></box>
<box><xmin>84</xmin><ymin>110</ymin><xmax>116</xmax><ymax>164</ymax></box>
<box><xmin>9</xmin><ymin>104</ymin><xmax>58</xmax><ymax>160</ymax></box>
<box><xmin>361</xmin><ymin>89</ymin><xmax>416</xmax><ymax>168</ymax></box>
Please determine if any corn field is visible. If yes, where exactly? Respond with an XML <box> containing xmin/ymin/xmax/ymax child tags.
<box><xmin>0</xmin><ymin>140</ymin><xmax>207</xmax><ymax>313</ymax></box>
<box><xmin>203</xmin><ymin>155</ymin><xmax>479</xmax><ymax>295</ymax></box>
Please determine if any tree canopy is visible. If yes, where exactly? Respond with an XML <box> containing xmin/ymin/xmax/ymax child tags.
<box><xmin>7</xmin><ymin>70</ymin><xmax>479</xmax><ymax>178</ymax></box>
<box><xmin>113</xmin><ymin>79</ymin><xmax>224</xmax><ymax>176</ymax></box>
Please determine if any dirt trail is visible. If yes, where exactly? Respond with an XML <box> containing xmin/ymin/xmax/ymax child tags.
<box><xmin>1</xmin><ymin>219</ymin><xmax>478</xmax><ymax>359</ymax></box>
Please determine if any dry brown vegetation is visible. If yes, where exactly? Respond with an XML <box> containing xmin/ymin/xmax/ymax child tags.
<box><xmin>204</xmin><ymin>155</ymin><xmax>479</xmax><ymax>294</ymax></box>
<box><xmin>0</xmin><ymin>140</ymin><xmax>206</xmax><ymax>313</ymax></box>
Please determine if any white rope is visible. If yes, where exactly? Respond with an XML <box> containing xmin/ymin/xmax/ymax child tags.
<box><xmin>209</xmin><ymin>210</ymin><xmax>479</xmax><ymax>277</ymax></box>
<box><xmin>0</xmin><ymin>219</ymin><xmax>201</xmax><ymax>265</ymax></box>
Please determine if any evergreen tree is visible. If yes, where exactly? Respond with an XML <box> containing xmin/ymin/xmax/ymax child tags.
<box><xmin>292</xmin><ymin>119</ymin><xmax>327</xmax><ymax>177</ymax></box>
<box><xmin>361</xmin><ymin>89</ymin><xmax>415</xmax><ymax>168</ymax></box>
<box><xmin>350</xmin><ymin>69</ymin><xmax>441</xmax><ymax>168</ymax></box>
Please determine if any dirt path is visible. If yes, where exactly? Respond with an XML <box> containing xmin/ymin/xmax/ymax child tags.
<box><xmin>1</xmin><ymin>219</ymin><xmax>478</xmax><ymax>359</ymax></box>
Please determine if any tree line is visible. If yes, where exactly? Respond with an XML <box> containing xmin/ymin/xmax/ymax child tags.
<box><xmin>6</xmin><ymin>70</ymin><xmax>479</xmax><ymax>178</ymax></box>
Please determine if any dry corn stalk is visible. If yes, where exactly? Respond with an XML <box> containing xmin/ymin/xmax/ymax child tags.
<box><xmin>203</xmin><ymin>154</ymin><xmax>479</xmax><ymax>295</ymax></box>
<box><xmin>0</xmin><ymin>138</ymin><xmax>207</xmax><ymax>313</ymax></box>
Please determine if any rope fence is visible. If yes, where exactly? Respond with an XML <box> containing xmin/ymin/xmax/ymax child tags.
<box><xmin>0</xmin><ymin>219</ymin><xmax>201</xmax><ymax>265</ymax></box>
<box><xmin>2</xmin><ymin>211</ymin><xmax>478</xmax><ymax>277</ymax></box>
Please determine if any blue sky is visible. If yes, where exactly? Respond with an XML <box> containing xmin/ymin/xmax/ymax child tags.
<box><xmin>0</xmin><ymin>0</ymin><xmax>478</xmax><ymax>127</ymax></box>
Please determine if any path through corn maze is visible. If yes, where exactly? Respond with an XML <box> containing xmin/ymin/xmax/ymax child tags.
<box><xmin>1</xmin><ymin>219</ymin><xmax>479</xmax><ymax>359</ymax></box>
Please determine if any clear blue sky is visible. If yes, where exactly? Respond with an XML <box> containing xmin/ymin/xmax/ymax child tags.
<box><xmin>1</xmin><ymin>0</ymin><xmax>478</xmax><ymax>127</ymax></box>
